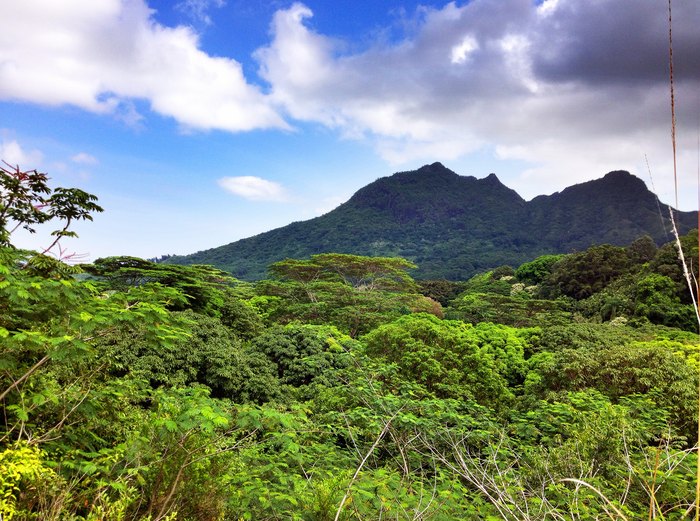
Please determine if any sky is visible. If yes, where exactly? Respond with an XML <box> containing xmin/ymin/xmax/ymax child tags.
<box><xmin>1</xmin><ymin>0</ymin><xmax>699</xmax><ymax>261</ymax></box>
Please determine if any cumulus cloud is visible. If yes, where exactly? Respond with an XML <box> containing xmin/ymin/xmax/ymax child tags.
<box><xmin>3</xmin><ymin>0</ymin><xmax>698</xmax><ymax>208</ymax></box>
<box><xmin>256</xmin><ymin>0</ymin><xmax>699</xmax><ymax>204</ymax></box>
<box><xmin>0</xmin><ymin>139</ymin><xmax>43</xmax><ymax>167</ymax></box>
<box><xmin>0</xmin><ymin>0</ymin><xmax>287</xmax><ymax>132</ymax></box>
<box><xmin>218</xmin><ymin>176</ymin><xmax>288</xmax><ymax>201</ymax></box>
<box><xmin>256</xmin><ymin>1</ymin><xmax>537</xmax><ymax>145</ymax></box>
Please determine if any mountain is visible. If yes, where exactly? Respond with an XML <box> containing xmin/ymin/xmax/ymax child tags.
<box><xmin>168</xmin><ymin>163</ymin><xmax>697</xmax><ymax>280</ymax></box>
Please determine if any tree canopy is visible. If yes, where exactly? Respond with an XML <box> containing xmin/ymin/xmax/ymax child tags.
<box><xmin>2</xmin><ymin>163</ymin><xmax>700</xmax><ymax>520</ymax></box>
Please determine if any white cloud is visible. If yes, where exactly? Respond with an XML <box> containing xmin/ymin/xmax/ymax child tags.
<box><xmin>3</xmin><ymin>0</ymin><xmax>698</xmax><ymax>210</ymax></box>
<box><xmin>256</xmin><ymin>1</ymin><xmax>536</xmax><ymax>148</ymax></box>
<box><xmin>537</xmin><ymin>0</ymin><xmax>560</xmax><ymax>17</ymax></box>
<box><xmin>218</xmin><ymin>176</ymin><xmax>288</xmax><ymax>201</ymax></box>
<box><xmin>0</xmin><ymin>139</ymin><xmax>43</xmax><ymax>167</ymax></box>
<box><xmin>0</xmin><ymin>0</ymin><xmax>287</xmax><ymax>132</ymax></box>
<box><xmin>176</xmin><ymin>0</ymin><xmax>225</xmax><ymax>26</ymax></box>
<box><xmin>451</xmin><ymin>35</ymin><xmax>479</xmax><ymax>64</ymax></box>
<box><xmin>71</xmin><ymin>152</ymin><xmax>99</xmax><ymax>165</ymax></box>
<box><xmin>254</xmin><ymin>0</ymin><xmax>700</xmax><ymax>208</ymax></box>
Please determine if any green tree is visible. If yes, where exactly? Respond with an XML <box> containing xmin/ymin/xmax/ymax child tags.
<box><xmin>627</xmin><ymin>234</ymin><xmax>658</xmax><ymax>264</ymax></box>
<box><xmin>249</xmin><ymin>323</ymin><xmax>354</xmax><ymax>390</ymax></box>
<box><xmin>634</xmin><ymin>273</ymin><xmax>696</xmax><ymax>329</ymax></box>
<box><xmin>362</xmin><ymin>314</ymin><xmax>531</xmax><ymax>408</ymax></box>
<box><xmin>526</xmin><ymin>339</ymin><xmax>697</xmax><ymax>438</ymax></box>
<box><xmin>649</xmin><ymin>229</ymin><xmax>698</xmax><ymax>303</ymax></box>
<box><xmin>99</xmin><ymin>309</ymin><xmax>280</xmax><ymax>403</ymax></box>
<box><xmin>417</xmin><ymin>279</ymin><xmax>468</xmax><ymax>306</ymax></box>
<box><xmin>258</xmin><ymin>255</ymin><xmax>441</xmax><ymax>337</ymax></box>
<box><xmin>84</xmin><ymin>256</ymin><xmax>240</xmax><ymax>316</ymax></box>
<box><xmin>515</xmin><ymin>254</ymin><xmax>564</xmax><ymax>285</ymax></box>
<box><xmin>448</xmin><ymin>292</ymin><xmax>572</xmax><ymax>327</ymax></box>
<box><xmin>0</xmin><ymin>162</ymin><xmax>102</xmax><ymax>251</ymax></box>
<box><xmin>542</xmin><ymin>245</ymin><xmax>631</xmax><ymax>299</ymax></box>
<box><xmin>269</xmin><ymin>253</ymin><xmax>418</xmax><ymax>292</ymax></box>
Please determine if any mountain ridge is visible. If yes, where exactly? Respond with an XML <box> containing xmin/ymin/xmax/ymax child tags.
<box><xmin>168</xmin><ymin>163</ymin><xmax>696</xmax><ymax>280</ymax></box>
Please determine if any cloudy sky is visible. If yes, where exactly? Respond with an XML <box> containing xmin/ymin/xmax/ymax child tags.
<box><xmin>1</xmin><ymin>0</ymin><xmax>699</xmax><ymax>260</ymax></box>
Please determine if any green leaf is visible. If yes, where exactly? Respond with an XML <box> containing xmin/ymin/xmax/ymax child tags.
<box><xmin>31</xmin><ymin>393</ymin><xmax>47</xmax><ymax>406</ymax></box>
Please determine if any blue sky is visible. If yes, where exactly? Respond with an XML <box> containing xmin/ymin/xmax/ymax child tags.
<box><xmin>1</xmin><ymin>0</ymin><xmax>699</xmax><ymax>261</ymax></box>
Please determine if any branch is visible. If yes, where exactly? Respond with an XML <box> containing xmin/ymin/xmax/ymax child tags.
<box><xmin>334</xmin><ymin>409</ymin><xmax>401</xmax><ymax>521</ymax></box>
<box><xmin>0</xmin><ymin>354</ymin><xmax>50</xmax><ymax>402</ymax></box>
<box><xmin>560</xmin><ymin>478</ymin><xmax>629</xmax><ymax>521</ymax></box>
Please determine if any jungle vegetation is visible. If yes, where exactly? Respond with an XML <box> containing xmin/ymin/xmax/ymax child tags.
<box><xmin>2</xmin><ymin>163</ymin><xmax>700</xmax><ymax>520</ymax></box>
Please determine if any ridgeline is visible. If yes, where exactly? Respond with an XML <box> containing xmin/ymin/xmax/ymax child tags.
<box><xmin>168</xmin><ymin>163</ymin><xmax>696</xmax><ymax>280</ymax></box>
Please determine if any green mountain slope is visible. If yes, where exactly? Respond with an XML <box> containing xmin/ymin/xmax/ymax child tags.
<box><xmin>168</xmin><ymin>163</ymin><xmax>696</xmax><ymax>280</ymax></box>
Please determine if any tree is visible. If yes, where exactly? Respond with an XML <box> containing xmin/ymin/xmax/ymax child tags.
<box><xmin>515</xmin><ymin>254</ymin><xmax>564</xmax><ymax>286</ymax></box>
<box><xmin>249</xmin><ymin>323</ymin><xmax>354</xmax><ymax>390</ymax></box>
<box><xmin>418</xmin><ymin>279</ymin><xmax>468</xmax><ymax>306</ymax></box>
<box><xmin>526</xmin><ymin>338</ymin><xmax>697</xmax><ymax>438</ymax></box>
<box><xmin>633</xmin><ymin>273</ymin><xmax>696</xmax><ymax>329</ymax></box>
<box><xmin>362</xmin><ymin>314</ymin><xmax>531</xmax><ymax>408</ymax></box>
<box><xmin>259</xmin><ymin>255</ymin><xmax>441</xmax><ymax>337</ymax></box>
<box><xmin>649</xmin><ymin>229</ymin><xmax>698</xmax><ymax>303</ymax></box>
<box><xmin>270</xmin><ymin>253</ymin><xmax>418</xmax><ymax>292</ymax></box>
<box><xmin>542</xmin><ymin>245</ymin><xmax>631</xmax><ymax>299</ymax></box>
<box><xmin>0</xmin><ymin>162</ymin><xmax>102</xmax><ymax>253</ymax></box>
<box><xmin>84</xmin><ymin>256</ymin><xmax>238</xmax><ymax>315</ymax></box>
<box><xmin>627</xmin><ymin>235</ymin><xmax>657</xmax><ymax>264</ymax></box>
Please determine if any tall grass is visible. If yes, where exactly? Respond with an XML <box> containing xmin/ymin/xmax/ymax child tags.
<box><xmin>665</xmin><ymin>1</ymin><xmax>700</xmax><ymax>519</ymax></box>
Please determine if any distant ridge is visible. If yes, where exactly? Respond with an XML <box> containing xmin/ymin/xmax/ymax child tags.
<box><xmin>168</xmin><ymin>163</ymin><xmax>697</xmax><ymax>280</ymax></box>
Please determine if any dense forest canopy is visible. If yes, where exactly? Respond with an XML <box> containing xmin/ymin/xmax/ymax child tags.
<box><xmin>2</xmin><ymin>164</ymin><xmax>700</xmax><ymax>520</ymax></box>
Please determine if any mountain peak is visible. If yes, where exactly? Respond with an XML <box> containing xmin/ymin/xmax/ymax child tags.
<box><xmin>603</xmin><ymin>169</ymin><xmax>633</xmax><ymax>179</ymax></box>
<box><xmin>599</xmin><ymin>170</ymin><xmax>649</xmax><ymax>194</ymax></box>
<box><xmin>481</xmin><ymin>173</ymin><xmax>502</xmax><ymax>185</ymax></box>
<box><xmin>171</xmin><ymin>164</ymin><xmax>697</xmax><ymax>281</ymax></box>
<box><xmin>344</xmin><ymin>163</ymin><xmax>523</xmax><ymax>219</ymax></box>
<box><xmin>420</xmin><ymin>161</ymin><xmax>450</xmax><ymax>171</ymax></box>
<box><xmin>561</xmin><ymin>170</ymin><xmax>650</xmax><ymax>200</ymax></box>
<box><xmin>414</xmin><ymin>162</ymin><xmax>459</xmax><ymax>178</ymax></box>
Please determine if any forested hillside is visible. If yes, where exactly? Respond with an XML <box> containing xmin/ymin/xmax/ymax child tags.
<box><xmin>2</xmin><ymin>164</ymin><xmax>700</xmax><ymax>520</ymax></box>
<box><xmin>169</xmin><ymin>163</ymin><xmax>697</xmax><ymax>280</ymax></box>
